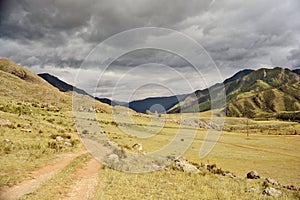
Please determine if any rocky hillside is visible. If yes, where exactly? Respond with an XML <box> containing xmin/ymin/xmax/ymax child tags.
<box><xmin>168</xmin><ymin>67</ymin><xmax>300</xmax><ymax>118</ymax></box>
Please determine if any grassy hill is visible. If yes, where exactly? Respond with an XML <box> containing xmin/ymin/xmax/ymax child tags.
<box><xmin>0</xmin><ymin>58</ymin><xmax>110</xmax><ymax>187</ymax></box>
<box><xmin>0</xmin><ymin>58</ymin><xmax>72</xmax><ymax>107</ymax></box>
<box><xmin>168</xmin><ymin>67</ymin><xmax>300</xmax><ymax>119</ymax></box>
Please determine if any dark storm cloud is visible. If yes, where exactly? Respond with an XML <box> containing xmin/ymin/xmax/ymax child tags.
<box><xmin>110</xmin><ymin>49</ymin><xmax>190</xmax><ymax>69</ymax></box>
<box><xmin>0</xmin><ymin>0</ymin><xmax>300</xmax><ymax>100</ymax></box>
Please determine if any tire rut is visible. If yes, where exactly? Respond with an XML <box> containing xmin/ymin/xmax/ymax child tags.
<box><xmin>62</xmin><ymin>158</ymin><xmax>102</xmax><ymax>200</ymax></box>
<box><xmin>0</xmin><ymin>151</ymin><xmax>86</xmax><ymax>200</ymax></box>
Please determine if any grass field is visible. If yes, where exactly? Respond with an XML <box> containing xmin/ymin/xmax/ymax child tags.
<box><xmin>1</xmin><ymin>97</ymin><xmax>300</xmax><ymax>199</ymax></box>
<box><xmin>90</xmin><ymin>111</ymin><xmax>300</xmax><ymax>185</ymax></box>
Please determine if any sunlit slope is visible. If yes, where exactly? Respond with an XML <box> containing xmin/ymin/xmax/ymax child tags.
<box><xmin>168</xmin><ymin>67</ymin><xmax>300</xmax><ymax>118</ymax></box>
<box><xmin>0</xmin><ymin>58</ymin><xmax>111</xmax><ymax>113</ymax></box>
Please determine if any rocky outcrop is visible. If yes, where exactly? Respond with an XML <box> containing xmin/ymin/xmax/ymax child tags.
<box><xmin>263</xmin><ymin>187</ymin><xmax>282</xmax><ymax>197</ymax></box>
<box><xmin>266</xmin><ymin>177</ymin><xmax>280</xmax><ymax>186</ymax></box>
<box><xmin>247</xmin><ymin>171</ymin><xmax>260</xmax><ymax>179</ymax></box>
<box><xmin>173</xmin><ymin>157</ymin><xmax>200</xmax><ymax>173</ymax></box>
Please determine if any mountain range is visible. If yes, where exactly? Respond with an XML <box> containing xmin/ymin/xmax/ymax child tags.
<box><xmin>37</xmin><ymin>65</ymin><xmax>300</xmax><ymax>119</ymax></box>
<box><xmin>37</xmin><ymin>73</ymin><xmax>187</xmax><ymax>113</ymax></box>
<box><xmin>168</xmin><ymin>67</ymin><xmax>300</xmax><ymax>119</ymax></box>
<box><xmin>2</xmin><ymin>58</ymin><xmax>298</xmax><ymax>119</ymax></box>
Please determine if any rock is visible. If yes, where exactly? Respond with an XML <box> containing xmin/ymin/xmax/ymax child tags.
<box><xmin>21</xmin><ymin>129</ymin><xmax>32</xmax><ymax>133</ymax></box>
<box><xmin>223</xmin><ymin>171</ymin><xmax>236</xmax><ymax>178</ymax></box>
<box><xmin>201</xmin><ymin>163</ymin><xmax>216</xmax><ymax>171</ymax></box>
<box><xmin>3</xmin><ymin>138</ymin><xmax>12</xmax><ymax>143</ymax></box>
<box><xmin>174</xmin><ymin>157</ymin><xmax>200</xmax><ymax>173</ymax></box>
<box><xmin>64</xmin><ymin>141</ymin><xmax>72</xmax><ymax>147</ymax></box>
<box><xmin>247</xmin><ymin>171</ymin><xmax>260</xmax><ymax>179</ymax></box>
<box><xmin>132</xmin><ymin>143</ymin><xmax>142</xmax><ymax>151</ymax></box>
<box><xmin>107</xmin><ymin>154</ymin><xmax>119</xmax><ymax>163</ymax></box>
<box><xmin>266</xmin><ymin>177</ymin><xmax>280</xmax><ymax>186</ymax></box>
<box><xmin>106</xmin><ymin>141</ymin><xmax>117</xmax><ymax>147</ymax></box>
<box><xmin>0</xmin><ymin>119</ymin><xmax>12</xmax><ymax>127</ymax></box>
<box><xmin>286</xmin><ymin>185</ymin><xmax>298</xmax><ymax>191</ymax></box>
<box><xmin>218</xmin><ymin>178</ymin><xmax>225</xmax><ymax>182</ymax></box>
<box><xmin>246</xmin><ymin>186</ymin><xmax>260</xmax><ymax>194</ymax></box>
<box><xmin>55</xmin><ymin>136</ymin><xmax>64</xmax><ymax>142</ymax></box>
<box><xmin>263</xmin><ymin>187</ymin><xmax>282</xmax><ymax>197</ymax></box>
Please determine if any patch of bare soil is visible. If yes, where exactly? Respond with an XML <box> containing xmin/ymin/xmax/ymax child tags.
<box><xmin>63</xmin><ymin>158</ymin><xmax>102</xmax><ymax>200</ymax></box>
<box><xmin>0</xmin><ymin>151</ymin><xmax>86</xmax><ymax>200</ymax></box>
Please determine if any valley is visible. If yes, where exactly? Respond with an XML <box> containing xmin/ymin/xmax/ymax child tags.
<box><xmin>0</xmin><ymin>58</ymin><xmax>300</xmax><ymax>199</ymax></box>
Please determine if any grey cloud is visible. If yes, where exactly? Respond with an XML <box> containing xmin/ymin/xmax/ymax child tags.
<box><xmin>1</xmin><ymin>0</ymin><xmax>300</xmax><ymax>100</ymax></box>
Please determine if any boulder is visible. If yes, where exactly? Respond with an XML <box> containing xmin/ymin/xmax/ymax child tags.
<box><xmin>246</xmin><ymin>186</ymin><xmax>260</xmax><ymax>194</ymax></box>
<box><xmin>263</xmin><ymin>187</ymin><xmax>282</xmax><ymax>197</ymax></box>
<box><xmin>3</xmin><ymin>138</ymin><xmax>12</xmax><ymax>143</ymax></box>
<box><xmin>247</xmin><ymin>171</ymin><xmax>260</xmax><ymax>179</ymax></box>
<box><xmin>0</xmin><ymin>119</ymin><xmax>12</xmax><ymax>127</ymax></box>
<box><xmin>55</xmin><ymin>136</ymin><xmax>64</xmax><ymax>142</ymax></box>
<box><xmin>285</xmin><ymin>185</ymin><xmax>298</xmax><ymax>191</ymax></box>
<box><xmin>64</xmin><ymin>141</ymin><xmax>72</xmax><ymax>147</ymax></box>
<box><xmin>266</xmin><ymin>177</ymin><xmax>280</xmax><ymax>186</ymax></box>
<box><xmin>107</xmin><ymin>153</ymin><xmax>119</xmax><ymax>163</ymax></box>
<box><xmin>132</xmin><ymin>143</ymin><xmax>143</xmax><ymax>151</ymax></box>
<box><xmin>174</xmin><ymin>157</ymin><xmax>199</xmax><ymax>173</ymax></box>
<box><xmin>21</xmin><ymin>129</ymin><xmax>32</xmax><ymax>133</ymax></box>
<box><xmin>223</xmin><ymin>171</ymin><xmax>236</xmax><ymax>178</ymax></box>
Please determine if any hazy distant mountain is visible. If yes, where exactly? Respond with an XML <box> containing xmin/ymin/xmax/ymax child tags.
<box><xmin>168</xmin><ymin>67</ymin><xmax>300</xmax><ymax>118</ymax></box>
<box><xmin>292</xmin><ymin>69</ymin><xmax>300</xmax><ymax>76</ymax></box>
<box><xmin>127</xmin><ymin>95</ymin><xmax>187</xmax><ymax>113</ymax></box>
<box><xmin>95</xmin><ymin>97</ymin><xmax>120</xmax><ymax>106</ymax></box>
<box><xmin>38</xmin><ymin>73</ymin><xmax>90</xmax><ymax>96</ymax></box>
<box><xmin>37</xmin><ymin>65</ymin><xmax>300</xmax><ymax>118</ymax></box>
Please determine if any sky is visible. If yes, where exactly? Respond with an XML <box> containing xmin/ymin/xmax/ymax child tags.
<box><xmin>1</xmin><ymin>0</ymin><xmax>300</xmax><ymax>101</ymax></box>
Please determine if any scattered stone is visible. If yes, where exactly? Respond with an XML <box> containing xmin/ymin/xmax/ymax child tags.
<box><xmin>174</xmin><ymin>157</ymin><xmax>200</xmax><ymax>173</ymax></box>
<box><xmin>132</xmin><ymin>143</ymin><xmax>143</xmax><ymax>151</ymax></box>
<box><xmin>201</xmin><ymin>163</ymin><xmax>216</xmax><ymax>171</ymax></box>
<box><xmin>266</xmin><ymin>177</ymin><xmax>280</xmax><ymax>186</ymax></box>
<box><xmin>263</xmin><ymin>187</ymin><xmax>282</xmax><ymax>197</ymax></box>
<box><xmin>106</xmin><ymin>141</ymin><xmax>117</xmax><ymax>147</ymax></box>
<box><xmin>0</xmin><ymin>119</ymin><xmax>12</xmax><ymax>127</ymax></box>
<box><xmin>246</xmin><ymin>186</ymin><xmax>260</xmax><ymax>194</ymax></box>
<box><xmin>3</xmin><ymin>138</ymin><xmax>12</xmax><ymax>143</ymax></box>
<box><xmin>223</xmin><ymin>171</ymin><xmax>236</xmax><ymax>179</ymax></box>
<box><xmin>64</xmin><ymin>141</ymin><xmax>72</xmax><ymax>147</ymax></box>
<box><xmin>107</xmin><ymin>154</ymin><xmax>119</xmax><ymax>163</ymax></box>
<box><xmin>285</xmin><ymin>185</ymin><xmax>298</xmax><ymax>191</ymax></box>
<box><xmin>247</xmin><ymin>171</ymin><xmax>260</xmax><ymax>179</ymax></box>
<box><xmin>55</xmin><ymin>136</ymin><xmax>64</xmax><ymax>142</ymax></box>
<box><xmin>21</xmin><ymin>129</ymin><xmax>32</xmax><ymax>133</ymax></box>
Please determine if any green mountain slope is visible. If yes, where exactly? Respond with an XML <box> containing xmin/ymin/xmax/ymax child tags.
<box><xmin>168</xmin><ymin>67</ymin><xmax>300</xmax><ymax>118</ymax></box>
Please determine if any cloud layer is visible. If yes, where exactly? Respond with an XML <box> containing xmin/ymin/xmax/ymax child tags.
<box><xmin>1</xmin><ymin>0</ymin><xmax>299</xmax><ymax>100</ymax></box>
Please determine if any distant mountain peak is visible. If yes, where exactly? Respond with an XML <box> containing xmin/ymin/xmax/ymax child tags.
<box><xmin>38</xmin><ymin>73</ymin><xmax>90</xmax><ymax>96</ymax></box>
<box><xmin>223</xmin><ymin>69</ymin><xmax>254</xmax><ymax>84</ymax></box>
